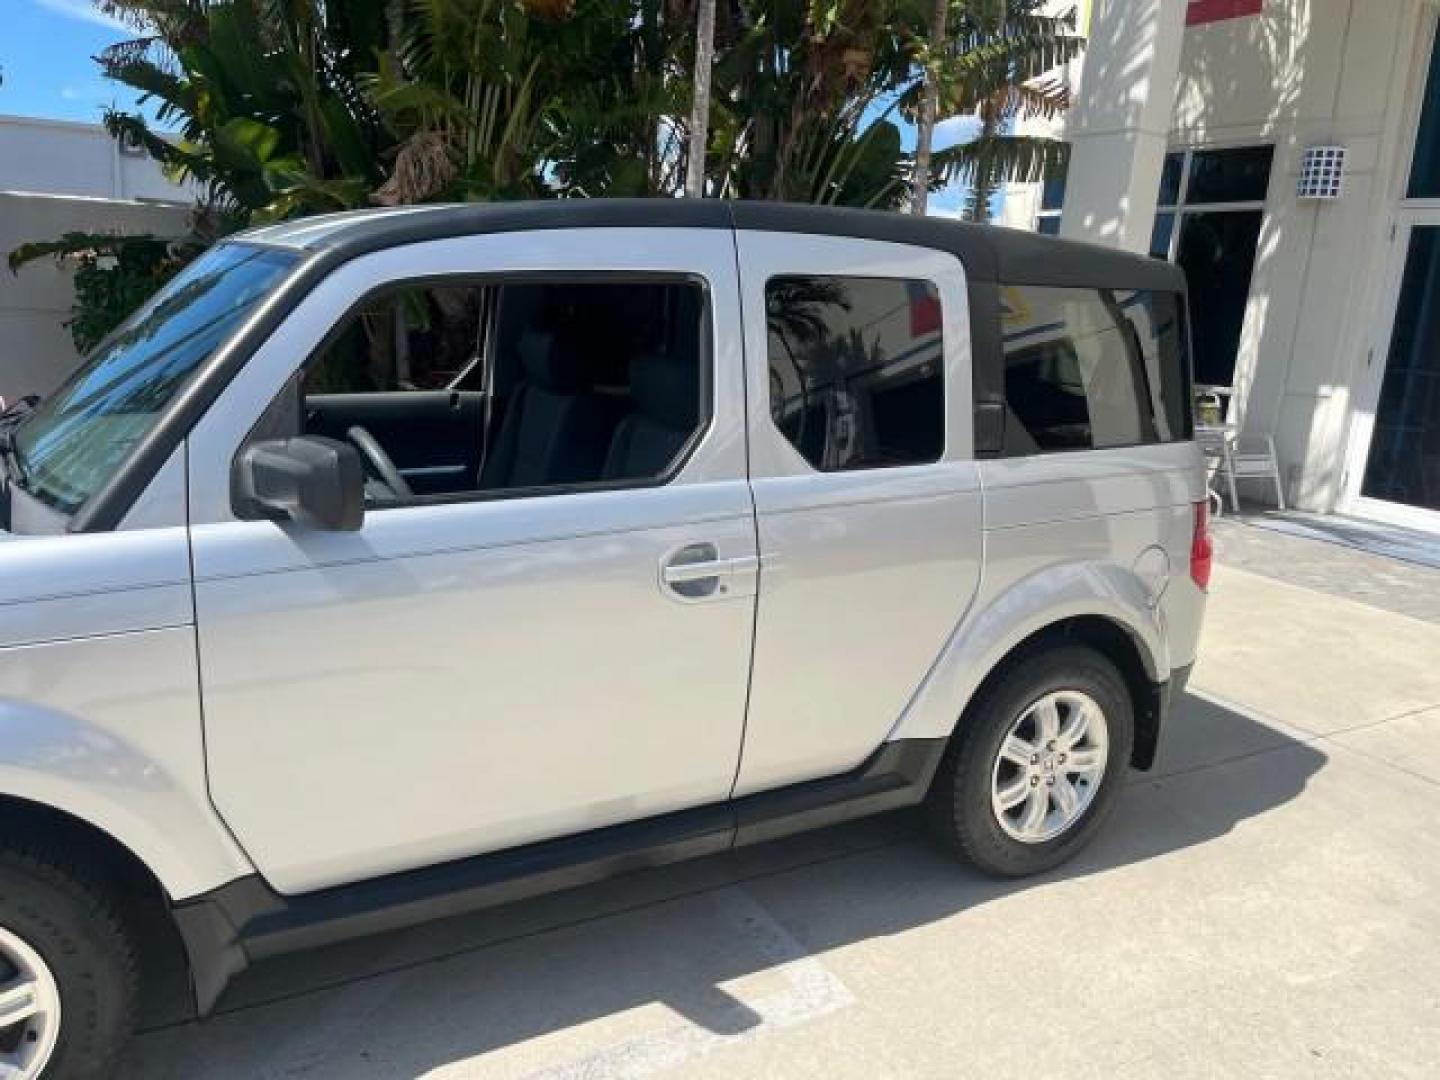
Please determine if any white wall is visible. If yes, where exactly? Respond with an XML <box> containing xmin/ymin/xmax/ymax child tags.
<box><xmin>0</xmin><ymin>193</ymin><xmax>190</xmax><ymax>401</ymax></box>
<box><xmin>1059</xmin><ymin>0</ymin><xmax>1187</xmax><ymax>252</ymax></box>
<box><xmin>0</xmin><ymin>114</ymin><xmax>192</xmax><ymax>202</ymax></box>
<box><xmin>0</xmin><ymin>116</ymin><xmax>194</xmax><ymax>401</ymax></box>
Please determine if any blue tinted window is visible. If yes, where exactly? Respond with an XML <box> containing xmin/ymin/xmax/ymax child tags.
<box><xmin>1361</xmin><ymin>227</ymin><xmax>1440</xmax><ymax>510</ymax></box>
<box><xmin>1040</xmin><ymin>166</ymin><xmax>1068</xmax><ymax>212</ymax></box>
<box><xmin>1409</xmin><ymin>37</ymin><xmax>1440</xmax><ymax>197</ymax></box>
<box><xmin>1150</xmin><ymin>212</ymin><xmax>1176</xmax><ymax>259</ymax></box>
<box><xmin>13</xmin><ymin>245</ymin><xmax>296</xmax><ymax>514</ymax></box>
<box><xmin>1176</xmin><ymin>210</ymin><xmax>1263</xmax><ymax>386</ymax></box>
<box><xmin>1158</xmin><ymin>152</ymin><xmax>1185</xmax><ymax>205</ymax></box>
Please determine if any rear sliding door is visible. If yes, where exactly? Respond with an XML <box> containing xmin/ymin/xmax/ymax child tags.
<box><xmin>733</xmin><ymin>232</ymin><xmax>984</xmax><ymax>796</ymax></box>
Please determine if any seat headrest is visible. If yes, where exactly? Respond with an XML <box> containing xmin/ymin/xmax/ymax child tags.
<box><xmin>519</xmin><ymin>331</ymin><xmax>590</xmax><ymax>392</ymax></box>
<box><xmin>630</xmin><ymin>354</ymin><xmax>700</xmax><ymax>433</ymax></box>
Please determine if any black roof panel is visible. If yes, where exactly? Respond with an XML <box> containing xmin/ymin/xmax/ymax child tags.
<box><xmin>241</xmin><ymin>198</ymin><xmax>1184</xmax><ymax>293</ymax></box>
<box><xmin>729</xmin><ymin>201</ymin><xmax>1185</xmax><ymax>291</ymax></box>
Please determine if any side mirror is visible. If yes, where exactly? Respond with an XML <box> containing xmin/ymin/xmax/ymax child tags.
<box><xmin>234</xmin><ymin>436</ymin><xmax>365</xmax><ymax>531</ymax></box>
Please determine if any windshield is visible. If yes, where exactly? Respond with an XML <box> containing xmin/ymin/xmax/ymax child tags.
<box><xmin>11</xmin><ymin>243</ymin><xmax>298</xmax><ymax>516</ymax></box>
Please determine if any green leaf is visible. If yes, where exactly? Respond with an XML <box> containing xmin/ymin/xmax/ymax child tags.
<box><xmin>215</xmin><ymin>117</ymin><xmax>284</xmax><ymax>164</ymax></box>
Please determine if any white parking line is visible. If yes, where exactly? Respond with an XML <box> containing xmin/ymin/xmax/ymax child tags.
<box><xmin>508</xmin><ymin>889</ymin><xmax>855</xmax><ymax>1080</ymax></box>
<box><xmin>124</xmin><ymin>885</ymin><xmax>856</xmax><ymax>1080</ymax></box>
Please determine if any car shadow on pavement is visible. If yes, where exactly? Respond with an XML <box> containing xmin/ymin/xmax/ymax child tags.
<box><xmin>123</xmin><ymin>690</ymin><xmax>1326</xmax><ymax>1078</ymax></box>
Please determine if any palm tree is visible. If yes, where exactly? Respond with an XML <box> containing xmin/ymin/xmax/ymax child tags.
<box><xmin>912</xmin><ymin>0</ymin><xmax>948</xmax><ymax>214</ymax></box>
<box><xmin>14</xmin><ymin>0</ymin><xmax>1084</xmax><ymax>351</ymax></box>
<box><xmin>94</xmin><ymin>1</ymin><xmax>388</xmax><ymax>218</ymax></box>
<box><xmin>711</xmin><ymin>0</ymin><xmax>896</xmax><ymax>204</ymax></box>
<box><xmin>912</xmin><ymin>1</ymin><xmax>1084</xmax><ymax>218</ymax></box>
<box><xmin>685</xmin><ymin>0</ymin><xmax>718</xmax><ymax>196</ymax></box>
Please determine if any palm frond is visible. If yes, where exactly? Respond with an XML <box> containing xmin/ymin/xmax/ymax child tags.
<box><xmin>930</xmin><ymin>133</ymin><xmax>1070</xmax><ymax>189</ymax></box>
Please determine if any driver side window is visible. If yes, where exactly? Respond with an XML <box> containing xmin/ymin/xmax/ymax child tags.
<box><xmin>307</xmin><ymin>285</ymin><xmax>489</xmax><ymax>395</ymax></box>
<box><xmin>301</xmin><ymin>277</ymin><xmax>708</xmax><ymax>505</ymax></box>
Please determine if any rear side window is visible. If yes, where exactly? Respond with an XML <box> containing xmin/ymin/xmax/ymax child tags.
<box><xmin>1000</xmin><ymin>285</ymin><xmax>1190</xmax><ymax>454</ymax></box>
<box><xmin>765</xmin><ymin>275</ymin><xmax>944</xmax><ymax>471</ymax></box>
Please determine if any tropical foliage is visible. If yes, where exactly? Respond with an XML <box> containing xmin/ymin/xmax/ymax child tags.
<box><xmin>7</xmin><ymin>232</ymin><xmax>179</xmax><ymax>352</ymax></box>
<box><xmin>13</xmin><ymin>0</ymin><xmax>1083</xmax><ymax>348</ymax></box>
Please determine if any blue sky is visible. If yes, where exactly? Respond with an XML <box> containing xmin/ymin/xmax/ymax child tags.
<box><xmin>0</xmin><ymin>1</ymin><xmax>143</xmax><ymax>124</ymax></box>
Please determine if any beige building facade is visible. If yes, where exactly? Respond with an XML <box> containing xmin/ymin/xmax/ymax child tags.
<box><xmin>1004</xmin><ymin>0</ymin><xmax>1440</xmax><ymax>533</ymax></box>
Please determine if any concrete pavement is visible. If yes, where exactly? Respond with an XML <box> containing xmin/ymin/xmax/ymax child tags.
<box><xmin>1212</xmin><ymin>515</ymin><xmax>1440</xmax><ymax>624</ymax></box>
<box><xmin>123</xmin><ymin>560</ymin><xmax>1440</xmax><ymax>1079</ymax></box>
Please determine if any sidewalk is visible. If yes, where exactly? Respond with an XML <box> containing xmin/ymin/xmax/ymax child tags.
<box><xmin>1212</xmin><ymin>514</ymin><xmax>1440</xmax><ymax>623</ymax></box>
<box><xmin>124</xmin><ymin>538</ymin><xmax>1440</xmax><ymax>1079</ymax></box>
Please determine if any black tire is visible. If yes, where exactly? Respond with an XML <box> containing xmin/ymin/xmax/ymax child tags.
<box><xmin>927</xmin><ymin>645</ymin><xmax>1134</xmax><ymax>878</ymax></box>
<box><xmin>0</xmin><ymin>848</ymin><xmax>138</xmax><ymax>1079</ymax></box>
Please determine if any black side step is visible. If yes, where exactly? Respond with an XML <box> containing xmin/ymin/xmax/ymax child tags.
<box><xmin>172</xmin><ymin>737</ymin><xmax>945</xmax><ymax>1015</ymax></box>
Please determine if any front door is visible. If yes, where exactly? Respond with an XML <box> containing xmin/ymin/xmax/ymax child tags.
<box><xmin>1345</xmin><ymin>218</ymin><xmax>1440</xmax><ymax>530</ymax></box>
<box><xmin>185</xmin><ymin>229</ymin><xmax>757</xmax><ymax>896</ymax></box>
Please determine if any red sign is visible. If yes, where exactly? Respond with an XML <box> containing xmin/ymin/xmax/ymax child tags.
<box><xmin>1187</xmin><ymin>0</ymin><xmax>1263</xmax><ymax>26</ymax></box>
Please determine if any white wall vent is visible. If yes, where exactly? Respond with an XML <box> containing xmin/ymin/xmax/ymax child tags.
<box><xmin>1297</xmin><ymin>145</ymin><xmax>1345</xmax><ymax>200</ymax></box>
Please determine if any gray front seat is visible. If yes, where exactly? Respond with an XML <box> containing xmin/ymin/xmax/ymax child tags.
<box><xmin>603</xmin><ymin>354</ymin><xmax>701</xmax><ymax>481</ymax></box>
<box><xmin>480</xmin><ymin>332</ymin><xmax>621</xmax><ymax>490</ymax></box>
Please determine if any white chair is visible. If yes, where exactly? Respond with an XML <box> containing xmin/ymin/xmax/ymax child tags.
<box><xmin>1193</xmin><ymin>386</ymin><xmax>1286</xmax><ymax>513</ymax></box>
<box><xmin>1194</xmin><ymin>426</ymin><xmax>1230</xmax><ymax>517</ymax></box>
<box><xmin>1218</xmin><ymin>433</ymin><xmax>1287</xmax><ymax>511</ymax></box>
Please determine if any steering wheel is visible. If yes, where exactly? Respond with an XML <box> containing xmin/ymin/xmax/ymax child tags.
<box><xmin>345</xmin><ymin>425</ymin><xmax>413</xmax><ymax>501</ymax></box>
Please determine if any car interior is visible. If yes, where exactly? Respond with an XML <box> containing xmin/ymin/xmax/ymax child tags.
<box><xmin>300</xmin><ymin>279</ymin><xmax>706</xmax><ymax>503</ymax></box>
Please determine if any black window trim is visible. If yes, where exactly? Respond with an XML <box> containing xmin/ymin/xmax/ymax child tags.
<box><xmin>762</xmin><ymin>270</ymin><xmax>949</xmax><ymax>474</ymax></box>
<box><xmin>230</xmin><ymin>268</ymin><xmax>716</xmax><ymax>519</ymax></box>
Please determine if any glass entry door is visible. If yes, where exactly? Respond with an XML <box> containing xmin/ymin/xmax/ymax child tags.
<box><xmin>1349</xmin><ymin>221</ymin><xmax>1440</xmax><ymax>526</ymax></box>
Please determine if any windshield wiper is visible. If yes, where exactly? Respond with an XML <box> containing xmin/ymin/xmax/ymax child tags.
<box><xmin>0</xmin><ymin>395</ymin><xmax>39</xmax><ymax>491</ymax></box>
<box><xmin>0</xmin><ymin>430</ymin><xmax>28</xmax><ymax>491</ymax></box>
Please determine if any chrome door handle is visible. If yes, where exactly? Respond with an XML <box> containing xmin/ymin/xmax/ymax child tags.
<box><xmin>661</xmin><ymin>545</ymin><xmax>758</xmax><ymax>600</ymax></box>
<box><xmin>662</xmin><ymin>555</ymin><xmax>758</xmax><ymax>584</ymax></box>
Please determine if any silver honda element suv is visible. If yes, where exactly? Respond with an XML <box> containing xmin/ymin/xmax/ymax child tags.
<box><xmin>0</xmin><ymin>201</ymin><xmax>1208</xmax><ymax>1077</ymax></box>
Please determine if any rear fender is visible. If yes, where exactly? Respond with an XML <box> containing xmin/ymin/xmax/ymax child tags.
<box><xmin>887</xmin><ymin>559</ymin><xmax>1168</xmax><ymax>743</ymax></box>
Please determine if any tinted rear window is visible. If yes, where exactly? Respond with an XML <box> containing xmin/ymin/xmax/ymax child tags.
<box><xmin>999</xmin><ymin>285</ymin><xmax>1191</xmax><ymax>454</ymax></box>
<box><xmin>766</xmin><ymin>275</ymin><xmax>944</xmax><ymax>471</ymax></box>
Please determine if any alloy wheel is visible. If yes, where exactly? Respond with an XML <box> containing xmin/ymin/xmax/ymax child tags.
<box><xmin>990</xmin><ymin>689</ymin><xmax>1110</xmax><ymax>844</ymax></box>
<box><xmin>0</xmin><ymin>925</ymin><xmax>61</xmax><ymax>1080</ymax></box>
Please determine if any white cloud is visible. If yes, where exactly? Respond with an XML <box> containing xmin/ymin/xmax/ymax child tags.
<box><xmin>933</xmin><ymin>115</ymin><xmax>983</xmax><ymax>148</ymax></box>
<box><xmin>34</xmin><ymin>0</ymin><xmax>133</xmax><ymax>33</ymax></box>
<box><xmin>58</xmin><ymin>81</ymin><xmax>107</xmax><ymax>101</ymax></box>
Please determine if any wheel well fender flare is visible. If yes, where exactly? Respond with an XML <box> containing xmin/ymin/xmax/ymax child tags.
<box><xmin>887</xmin><ymin>559</ymin><xmax>1168</xmax><ymax>752</ymax></box>
<box><xmin>0</xmin><ymin>729</ymin><xmax>252</xmax><ymax>904</ymax></box>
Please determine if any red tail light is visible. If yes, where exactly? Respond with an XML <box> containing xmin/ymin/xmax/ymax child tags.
<box><xmin>1190</xmin><ymin>500</ymin><xmax>1214</xmax><ymax>590</ymax></box>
